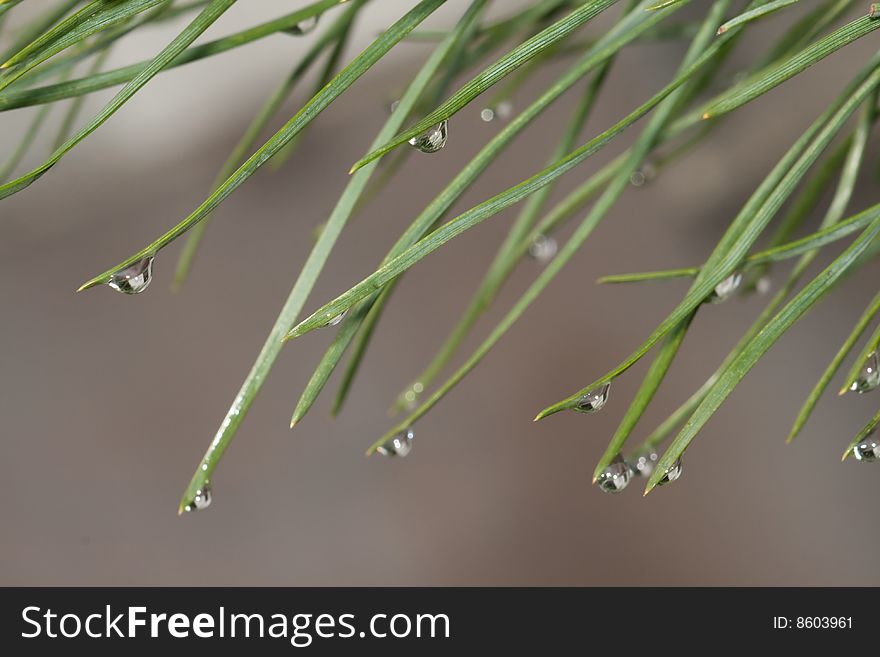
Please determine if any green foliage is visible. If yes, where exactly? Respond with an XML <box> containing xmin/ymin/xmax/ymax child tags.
<box><xmin>2</xmin><ymin>0</ymin><xmax>878</xmax><ymax>508</ymax></box>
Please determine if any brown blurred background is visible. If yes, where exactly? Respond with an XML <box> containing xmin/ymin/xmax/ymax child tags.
<box><xmin>1</xmin><ymin>1</ymin><xmax>878</xmax><ymax>586</ymax></box>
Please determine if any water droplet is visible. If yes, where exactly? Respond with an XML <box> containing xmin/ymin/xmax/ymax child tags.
<box><xmin>850</xmin><ymin>352</ymin><xmax>879</xmax><ymax>394</ymax></box>
<box><xmin>853</xmin><ymin>433</ymin><xmax>879</xmax><ymax>462</ymax></box>
<box><xmin>408</xmin><ymin>119</ymin><xmax>448</xmax><ymax>154</ymax></box>
<box><xmin>184</xmin><ymin>482</ymin><xmax>213</xmax><ymax>512</ymax></box>
<box><xmin>286</xmin><ymin>15</ymin><xmax>318</xmax><ymax>35</ymax></box>
<box><xmin>707</xmin><ymin>272</ymin><xmax>743</xmax><ymax>304</ymax></box>
<box><xmin>756</xmin><ymin>276</ymin><xmax>772</xmax><ymax>295</ymax></box>
<box><xmin>528</xmin><ymin>235</ymin><xmax>558</xmax><ymax>264</ymax></box>
<box><xmin>389</xmin><ymin>99</ymin><xmax>400</xmax><ymax>114</ymax></box>
<box><xmin>574</xmin><ymin>383</ymin><xmax>610</xmax><ymax>414</ymax></box>
<box><xmin>324</xmin><ymin>309</ymin><xmax>348</xmax><ymax>328</ymax></box>
<box><xmin>656</xmin><ymin>458</ymin><xmax>683</xmax><ymax>486</ymax></box>
<box><xmin>629</xmin><ymin>162</ymin><xmax>656</xmax><ymax>188</ymax></box>
<box><xmin>108</xmin><ymin>256</ymin><xmax>154</xmax><ymax>295</ymax></box>
<box><xmin>596</xmin><ymin>455</ymin><xmax>631</xmax><ymax>494</ymax></box>
<box><xmin>480</xmin><ymin>101</ymin><xmax>512</xmax><ymax>123</ymax></box>
<box><xmin>631</xmin><ymin>449</ymin><xmax>659</xmax><ymax>478</ymax></box>
<box><xmin>376</xmin><ymin>428</ymin><xmax>414</xmax><ymax>458</ymax></box>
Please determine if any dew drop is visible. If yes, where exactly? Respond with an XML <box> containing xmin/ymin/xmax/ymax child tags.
<box><xmin>528</xmin><ymin>234</ymin><xmax>558</xmax><ymax>264</ymax></box>
<box><xmin>596</xmin><ymin>455</ymin><xmax>632</xmax><ymax>494</ymax></box>
<box><xmin>408</xmin><ymin>119</ymin><xmax>448</xmax><ymax>154</ymax></box>
<box><xmin>376</xmin><ymin>428</ymin><xmax>414</xmax><ymax>458</ymax></box>
<box><xmin>631</xmin><ymin>449</ymin><xmax>659</xmax><ymax>478</ymax></box>
<box><xmin>756</xmin><ymin>276</ymin><xmax>772</xmax><ymax>296</ymax></box>
<box><xmin>286</xmin><ymin>15</ymin><xmax>318</xmax><ymax>35</ymax></box>
<box><xmin>656</xmin><ymin>458</ymin><xmax>682</xmax><ymax>486</ymax></box>
<box><xmin>108</xmin><ymin>256</ymin><xmax>154</xmax><ymax>295</ymax></box>
<box><xmin>574</xmin><ymin>382</ymin><xmax>611</xmax><ymax>414</ymax></box>
<box><xmin>629</xmin><ymin>162</ymin><xmax>656</xmax><ymax>188</ymax></box>
<box><xmin>853</xmin><ymin>433</ymin><xmax>880</xmax><ymax>462</ymax></box>
<box><xmin>184</xmin><ymin>481</ymin><xmax>213</xmax><ymax>512</ymax></box>
<box><xmin>389</xmin><ymin>99</ymin><xmax>400</xmax><ymax>114</ymax></box>
<box><xmin>324</xmin><ymin>309</ymin><xmax>348</xmax><ymax>328</ymax></box>
<box><xmin>480</xmin><ymin>101</ymin><xmax>512</xmax><ymax>123</ymax></box>
<box><xmin>707</xmin><ymin>271</ymin><xmax>743</xmax><ymax>304</ymax></box>
<box><xmin>850</xmin><ymin>352</ymin><xmax>879</xmax><ymax>394</ymax></box>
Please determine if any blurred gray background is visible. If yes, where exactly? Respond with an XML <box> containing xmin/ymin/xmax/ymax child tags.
<box><xmin>1</xmin><ymin>1</ymin><xmax>878</xmax><ymax>586</ymax></box>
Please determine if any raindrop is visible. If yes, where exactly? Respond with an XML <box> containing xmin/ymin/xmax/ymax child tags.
<box><xmin>707</xmin><ymin>271</ymin><xmax>743</xmax><ymax>304</ymax></box>
<box><xmin>631</xmin><ymin>449</ymin><xmax>659</xmax><ymax>478</ymax></box>
<box><xmin>480</xmin><ymin>101</ymin><xmax>512</xmax><ymax>122</ymax></box>
<box><xmin>108</xmin><ymin>256</ymin><xmax>154</xmax><ymax>295</ymax></box>
<box><xmin>596</xmin><ymin>455</ymin><xmax>631</xmax><ymax>494</ymax></box>
<box><xmin>853</xmin><ymin>433</ymin><xmax>880</xmax><ymax>462</ymax></box>
<box><xmin>183</xmin><ymin>482</ymin><xmax>213</xmax><ymax>513</ymax></box>
<box><xmin>574</xmin><ymin>382</ymin><xmax>610</xmax><ymax>414</ymax></box>
<box><xmin>286</xmin><ymin>15</ymin><xmax>318</xmax><ymax>35</ymax></box>
<box><xmin>756</xmin><ymin>276</ymin><xmax>772</xmax><ymax>295</ymax></box>
<box><xmin>376</xmin><ymin>428</ymin><xmax>414</xmax><ymax>458</ymax></box>
<box><xmin>850</xmin><ymin>352</ymin><xmax>879</xmax><ymax>394</ymax></box>
<box><xmin>408</xmin><ymin>120</ymin><xmax>448</xmax><ymax>154</ymax></box>
<box><xmin>528</xmin><ymin>234</ymin><xmax>558</xmax><ymax>264</ymax></box>
<box><xmin>324</xmin><ymin>309</ymin><xmax>348</xmax><ymax>328</ymax></box>
<box><xmin>656</xmin><ymin>458</ymin><xmax>682</xmax><ymax>486</ymax></box>
<box><xmin>629</xmin><ymin>161</ymin><xmax>657</xmax><ymax>188</ymax></box>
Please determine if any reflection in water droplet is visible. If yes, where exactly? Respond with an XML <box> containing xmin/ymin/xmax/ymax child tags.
<box><xmin>656</xmin><ymin>458</ymin><xmax>682</xmax><ymax>486</ymax></box>
<box><xmin>528</xmin><ymin>235</ymin><xmax>558</xmax><ymax>264</ymax></box>
<box><xmin>377</xmin><ymin>428</ymin><xmax>414</xmax><ymax>458</ymax></box>
<box><xmin>574</xmin><ymin>383</ymin><xmax>610</xmax><ymax>414</ymax></box>
<box><xmin>850</xmin><ymin>352</ymin><xmax>879</xmax><ymax>394</ymax></box>
<box><xmin>324</xmin><ymin>309</ymin><xmax>348</xmax><ymax>328</ymax></box>
<box><xmin>853</xmin><ymin>433</ymin><xmax>880</xmax><ymax>462</ymax></box>
<box><xmin>184</xmin><ymin>482</ymin><xmax>213</xmax><ymax>512</ymax></box>
<box><xmin>480</xmin><ymin>101</ymin><xmax>512</xmax><ymax>123</ymax></box>
<box><xmin>286</xmin><ymin>15</ymin><xmax>318</xmax><ymax>35</ymax></box>
<box><xmin>707</xmin><ymin>272</ymin><xmax>742</xmax><ymax>304</ymax></box>
<box><xmin>108</xmin><ymin>256</ymin><xmax>154</xmax><ymax>294</ymax></box>
<box><xmin>597</xmin><ymin>455</ymin><xmax>631</xmax><ymax>494</ymax></box>
<box><xmin>409</xmin><ymin>120</ymin><xmax>448</xmax><ymax>153</ymax></box>
<box><xmin>631</xmin><ymin>449</ymin><xmax>659</xmax><ymax>478</ymax></box>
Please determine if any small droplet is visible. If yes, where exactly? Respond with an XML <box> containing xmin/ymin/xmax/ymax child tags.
<box><xmin>656</xmin><ymin>458</ymin><xmax>683</xmax><ymax>486</ymax></box>
<box><xmin>286</xmin><ymin>15</ymin><xmax>318</xmax><ymax>35</ymax></box>
<box><xmin>324</xmin><ymin>309</ymin><xmax>348</xmax><ymax>328</ymax></box>
<box><xmin>408</xmin><ymin>119</ymin><xmax>448</xmax><ymax>154</ymax></box>
<box><xmin>850</xmin><ymin>352</ymin><xmax>879</xmax><ymax>394</ymax></box>
<box><xmin>853</xmin><ymin>433</ymin><xmax>880</xmax><ymax>462</ymax></box>
<box><xmin>528</xmin><ymin>234</ymin><xmax>558</xmax><ymax>264</ymax></box>
<box><xmin>377</xmin><ymin>428</ymin><xmax>414</xmax><ymax>458</ymax></box>
<box><xmin>756</xmin><ymin>276</ymin><xmax>772</xmax><ymax>295</ymax></box>
<box><xmin>480</xmin><ymin>101</ymin><xmax>512</xmax><ymax>123</ymax></box>
<box><xmin>108</xmin><ymin>256</ymin><xmax>154</xmax><ymax>295</ymax></box>
<box><xmin>597</xmin><ymin>455</ymin><xmax>631</xmax><ymax>494</ymax></box>
<box><xmin>389</xmin><ymin>99</ymin><xmax>400</xmax><ymax>114</ymax></box>
<box><xmin>629</xmin><ymin>162</ymin><xmax>656</xmax><ymax>188</ymax></box>
<box><xmin>574</xmin><ymin>382</ymin><xmax>611</xmax><ymax>414</ymax></box>
<box><xmin>707</xmin><ymin>272</ymin><xmax>743</xmax><ymax>304</ymax></box>
<box><xmin>184</xmin><ymin>482</ymin><xmax>213</xmax><ymax>512</ymax></box>
<box><xmin>631</xmin><ymin>449</ymin><xmax>659</xmax><ymax>478</ymax></box>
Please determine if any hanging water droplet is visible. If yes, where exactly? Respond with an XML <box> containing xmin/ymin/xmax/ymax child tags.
<box><xmin>853</xmin><ymin>433</ymin><xmax>880</xmax><ymax>462</ymax></box>
<box><xmin>756</xmin><ymin>276</ymin><xmax>772</xmax><ymax>296</ymax></box>
<box><xmin>574</xmin><ymin>382</ymin><xmax>611</xmax><ymax>414</ymax></box>
<box><xmin>631</xmin><ymin>449</ymin><xmax>659</xmax><ymax>478</ymax></box>
<box><xmin>286</xmin><ymin>15</ymin><xmax>318</xmax><ymax>35</ymax></box>
<box><xmin>323</xmin><ymin>309</ymin><xmax>348</xmax><ymax>328</ymax></box>
<box><xmin>376</xmin><ymin>428</ymin><xmax>414</xmax><ymax>458</ymax></box>
<box><xmin>183</xmin><ymin>482</ymin><xmax>213</xmax><ymax>513</ymax></box>
<box><xmin>850</xmin><ymin>352</ymin><xmax>879</xmax><ymax>394</ymax></box>
<box><xmin>107</xmin><ymin>256</ymin><xmax>154</xmax><ymax>295</ymax></box>
<box><xmin>480</xmin><ymin>101</ymin><xmax>512</xmax><ymax>123</ymax></box>
<box><xmin>402</xmin><ymin>382</ymin><xmax>424</xmax><ymax>410</ymax></box>
<box><xmin>707</xmin><ymin>271</ymin><xmax>743</xmax><ymax>304</ymax></box>
<box><xmin>656</xmin><ymin>458</ymin><xmax>683</xmax><ymax>486</ymax></box>
<box><xmin>596</xmin><ymin>455</ymin><xmax>632</xmax><ymax>494</ymax></box>
<box><xmin>528</xmin><ymin>234</ymin><xmax>558</xmax><ymax>264</ymax></box>
<box><xmin>629</xmin><ymin>161</ymin><xmax>657</xmax><ymax>188</ymax></box>
<box><xmin>408</xmin><ymin>119</ymin><xmax>448</xmax><ymax>154</ymax></box>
